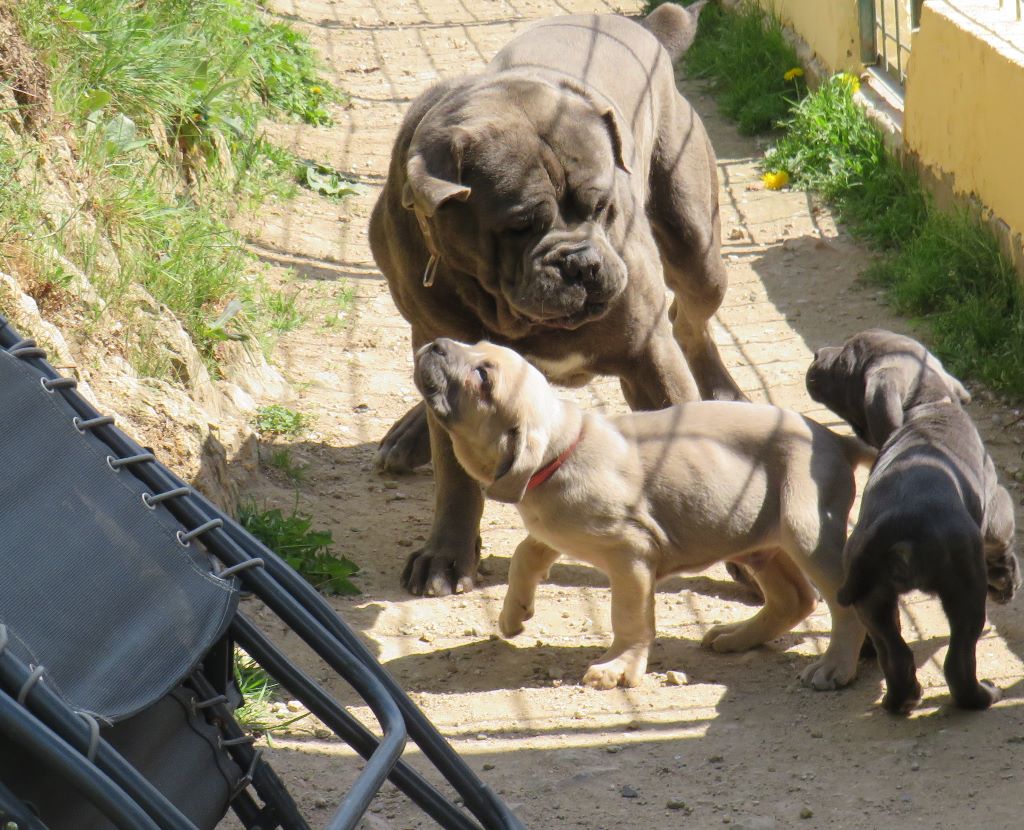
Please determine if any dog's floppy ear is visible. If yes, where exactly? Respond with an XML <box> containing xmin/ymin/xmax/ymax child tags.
<box><xmin>486</xmin><ymin>426</ymin><xmax>547</xmax><ymax>504</ymax></box>
<box><xmin>558</xmin><ymin>80</ymin><xmax>631</xmax><ymax>174</ymax></box>
<box><xmin>402</xmin><ymin>134</ymin><xmax>472</xmax><ymax>217</ymax></box>
<box><xmin>935</xmin><ymin>362</ymin><xmax>971</xmax><ymax>405</ymax></box>
<box><xmin>862</xmin><ymin>366</ymin><xmax>908</xmax><ymax>446</ymax></box>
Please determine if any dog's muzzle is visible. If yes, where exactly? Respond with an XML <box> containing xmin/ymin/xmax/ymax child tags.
<box><xmin>414</xmin><ymin>339</ymin><xmax>460</xmax><ymax>420</ymax></box>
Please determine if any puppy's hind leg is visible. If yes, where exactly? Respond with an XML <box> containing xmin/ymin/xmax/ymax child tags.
<box><xmin>498</xmin><ymin>537</ymin><xmax>560</xmax><ymax>638</ymax></box>
<box><xmin>702</xmin><ymin>551</ymin><xmax>816</xmax><ymax>652</ymax></box>
<box><xmin>940</xmin><ymin>586</ymin><xmax>1001</xmax><ymax>710</ymax></box>
<box><xmin>583</xmin><ymin>559</ymin><xmax>656</xmax><ymax>689</ymax></box>
<box><xmin>856</xmin><ymin>590</ymin><xmax>921</xmax><ymax>714</ymax></box>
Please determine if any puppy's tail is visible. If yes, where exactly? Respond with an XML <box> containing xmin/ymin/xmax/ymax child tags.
<box><xmin>837</xmin><ymin>433</ymin><xmax>877</xmax><ymax>470</ymax></box>
<box><xmin>643</xmin><ymin>1</ymin><xmax>711</xmax><ymax>63</ymax></box>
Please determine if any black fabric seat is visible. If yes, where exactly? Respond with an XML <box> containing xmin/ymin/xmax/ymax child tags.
<box><xmin>0</xmin><ymin>314</ymin><xmax>525</xmax><ymax>830</ymax></box>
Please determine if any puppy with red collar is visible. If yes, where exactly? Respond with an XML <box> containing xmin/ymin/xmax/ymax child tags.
<box><xmin>414</xmin><ymin>338</ymin><xmax>875</xmax><ymax>690</ymax></box>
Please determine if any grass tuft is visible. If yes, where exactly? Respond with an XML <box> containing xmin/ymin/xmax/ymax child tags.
<box><xmin>255</xmin><ymin>404</ymin><xmax>313</xmax><ymax>436</ymax></box>
<box><xmin>680</xmin><ymin>1</ymin><xmax>805</xmax><ymax>135</ymax></box>
<box><xmin>239</xmin><ymin>501</ymin><xmax>360</xmax><ymax>595</ymax></box>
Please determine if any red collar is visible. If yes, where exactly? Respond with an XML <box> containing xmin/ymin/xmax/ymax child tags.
<box><xmin>526</xmin><ymin>426</ymin><xmax>584</xmax><ymax>492</ymax></box>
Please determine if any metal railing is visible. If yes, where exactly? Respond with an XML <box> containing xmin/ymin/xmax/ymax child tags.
<box><xmin>999</xmin><ymin>0</ymin><xmax>1023</xmax><ymax>21</ymax></box>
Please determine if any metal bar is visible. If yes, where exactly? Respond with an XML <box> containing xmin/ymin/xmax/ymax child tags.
<box><xmin>879</xmin><ymin>0</ymin><xmax>888</xmax><ymax>68</ymax></box>
<box><xmin>0</xmin><ymin>649</ymin><xmax>197</xmax><ymax>830</ymax></box>
<box><xmin>231</xmin><ymin>616</ymin><xmax>480</xmax><ymax>830</ymax></box>
<box><xmin>858</xmin><ymin>0</ymin><xmax>877</xmax><ymax>63</ymax></box>
<box><xmin>893</xmin><ymin>0</ymin><xmax>903</xmax><ymax>78</ymax></box>
<box><xmin>0</xmin><ymin>693</ymin><xmax>161</xmax><ymax>830</ymax></box>
<box><xmin>0</xmin><ymin>315</ymin><xmax>525</xmax><ymax>830</ymax></box>
<box><xmin>0</xmin><ymin>778</ymin><xmax>49</xmax><ymax>830</ymax></box>
<box><xmin>911</xmin><ymin>0</ymin><xmax>923</xmax><ymax>28</ymax></box>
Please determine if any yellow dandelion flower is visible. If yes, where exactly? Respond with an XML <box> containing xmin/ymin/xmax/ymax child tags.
<box><xmin>761</xmin><ymin>170</ymin><xmax>790</xmax><ymax>190</ymax></box>
<box><xmin>783</xmin><ymin>67</ymin><xmax>804</xmax><ymax>82</ymax></box>
<box><xmin>310</xmin><ymin>85</ymin><xmax>323</xmax><ymax>95</ymax></box>
<box><xmin>838</xmin><ymin>73</ymin><xmax>861</xmax><ymax>94</ymax></box>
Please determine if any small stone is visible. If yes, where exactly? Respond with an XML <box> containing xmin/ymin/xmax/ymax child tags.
<box><xmin>728</xmin><ymin>228</ymin><xmax>745</xmax><ymax>240</ymax></box>
<box><xmin>419</xmin><ymin>633</ymin><xmax>434</xmax><ymax>643</ymax></box>
<box><xmin>800</xmin><ymin>807</ymin><xmax>814</xmax><ymax>819</ymax></box>
<box><xmin>620</xmin><ymin>785</ymin><xmax>638</xmax><ymax>798</ymax></box>
<box><xmin>708</xmin><ymin>755</ymin><xmax>725</xmax><ymax>764</ymax></box>
<box><xmin>476</xmin><ymin>733</ymin><xmax>488</xmax><ymax>741</ymax></box>
<box><xmin>383</xmin><ymin>480</ymin><xmax>399</xmax><ymax>489</ymax></box>
<box><xmin>314</xmin><ymin>727</ymin><xmax>331</xmax><ymax>739</ymax></box>
<box><xmin>667</xmin><ymin>799</ymin><xmax>690</xmax><ymax>812</ymax></box>
<box><xmin>482</xmin><ymin>763</ymin><xmax>495</xmax><ymax>771</ymax></box>
<box><xmin>911</xmin><ymin>761</ymin><xmax>920</xmax><ymax>771</ymax></box>
<box><xmin>397</xmin><ymin>538</ymin><xmax>413</xmax><ymax>547</ymax></box>
<box><xmin>286</xmin><ymin>700</ymin><xmax>303</xmax><ymax>713</ymax></box>
<box><xmin>810</xmin><ymin>731</ymin><xmax>822</xmax><ymax>739</ymax></box>
<box><xmin>666</xmin><ymin>670</ymin><xmax>689</xmax><ymax>686</ymax></box>
<box><xmin>313</xmin><ymin>797</ymin><xmax>329</xmax><ymax>809</ymax></box>
<box><xmin>606</xmin><ymin>745</ymin><xmax>621</xmax><ymax>754</ymax></box>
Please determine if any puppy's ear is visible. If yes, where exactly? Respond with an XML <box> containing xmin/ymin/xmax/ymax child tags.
<box><xmin>937</xmin><ymin>365</ymin><xmax>971</xmax><ymax>405</ymax></box>
<box><xmin>863</xmin><ymin>366</ymin><xmax>907</xmax><ymax>446</ymax></box>
<box><xmin>486</xmin><ymin>426</ymin><xmax>547</xmax><ymax>504</ymax></box>
<box><xmin>402</xmin><ymin>143</ymin><xmax>471</xmax><ymax>217</ymax></box>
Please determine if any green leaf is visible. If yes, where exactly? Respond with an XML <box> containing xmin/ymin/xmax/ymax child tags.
<box><xmin>59</xmin><ymin>5</ymin><xmax>94</xmax><ymax>31</ymax></box>
<box><xmin>79</xmin><ymin>88</ymin><xmax>112</xmax><ymax>116</ymax></box>
<box><xmin>302</xmin><ymin>163</ymin><xmax>361</xmax><ymax>199</ymax></box>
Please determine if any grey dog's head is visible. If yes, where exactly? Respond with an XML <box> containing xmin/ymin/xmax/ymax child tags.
<box><xmin>414</xmin><ymin>338</ymin><xmax>563</xmax><ymax>504</ymax></box>
<box><xmin>805</xmin><ymin>329</ymin><xmax>971</xmax><ymax>448</ymax></box>
<box><xmin>402</xmin><ymin>74</ymin><xmax>632</xmax><ymax>332</ymax></box>
<box><xmin>987</xmin><ymin>543</ymin><xmax>1021</xmax><ymax>604</ymax></box>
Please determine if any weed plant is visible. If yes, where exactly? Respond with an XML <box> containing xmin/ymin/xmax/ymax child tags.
<box><xmin>255</xmin><ymin>404</ymin><xmax>312</xmax><ymax>436</ymax></box>
<box><xmin>238</xmin><ymin>501</ymin><xmax>360</xmax><ymax>595</ymax></box>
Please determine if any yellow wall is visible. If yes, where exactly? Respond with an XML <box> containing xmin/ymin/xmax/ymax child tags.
<box><xmin>904</xmin><ymin>2</ymin><xmax>1024</xmax><ymax>249</ymax></box>
<box><xmin>753</xmin><ymin>0</ymin><xmax>862</xmax><ymax>73</ymax></box>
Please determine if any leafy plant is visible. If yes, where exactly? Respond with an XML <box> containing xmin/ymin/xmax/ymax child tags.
<box><xmin>254</xmin><ymin>404</ymin><xmax>312</xmax><ymax>436</ymax></box>
<box><xmin>238</xmin><ymin>501</ymin><xmax>360</xmax><ymax>595</ymax></box>
<box><xmin>233</xmin><ymin>648</ymin><xmax>310</xmax><ymax>738</ymax></box>
<box><xmin>301</xmin><ymin>162</ymin><xmax>362</xmax><ymax>199</ymax></box>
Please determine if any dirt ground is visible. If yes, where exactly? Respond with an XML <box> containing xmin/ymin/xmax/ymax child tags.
<box><xmin>238</xmin><ymin>1</ymin><xmax>1024</xmax><ymax>827</ymax></box>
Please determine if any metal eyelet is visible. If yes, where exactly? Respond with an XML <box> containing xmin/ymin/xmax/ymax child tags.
<box><xmin>41</xmin><ymin>377</ymin><xmax>54</xmax><ymax>393</ymax></box>
<box><xmin>72</xmin><ymin>417</ymin><xmax>85</xmax><ymax>434</ymax></box>
<box><xmin>106</xmin><ymin>456</ymin><xmax>120</xmax><ymax>472</ymax></box>
<box><xmin>176</xmin><ymin>530</ymin><xmax>190</xmax><ymax>548</ymax></box>
<box><xmin>142</xmin><ymin>492</ymin><xmax>156</xmax><ymax>509</ymax></box>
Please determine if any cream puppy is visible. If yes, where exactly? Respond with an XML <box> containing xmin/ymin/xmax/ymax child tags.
<box><xmin>414</xmin><ymin>338</ymin><xmax>874</xmax><ymax>690</ymax></box>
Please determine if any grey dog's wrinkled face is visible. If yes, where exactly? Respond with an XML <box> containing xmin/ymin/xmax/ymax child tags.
<box><xmin>404</xmin><ymin>77</ymin><xmax>630</xmax><ymax>330</ymax></box>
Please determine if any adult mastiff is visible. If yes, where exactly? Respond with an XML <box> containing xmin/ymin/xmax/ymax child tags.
<box><xmin>369</xmin><ymin>3</ymin><xmax>745</xmax><ymax>596</ymax></box>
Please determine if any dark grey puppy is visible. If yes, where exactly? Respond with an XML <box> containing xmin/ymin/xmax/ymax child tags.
<box><xmin>806</xmin><ymin>329</ymin><xmax>1019</xmax><ymax>713</ymax></box>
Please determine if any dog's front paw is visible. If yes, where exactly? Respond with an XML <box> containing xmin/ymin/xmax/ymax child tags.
<box><xmin>800</xmin><ymin>657</ymin><xmax>858</xmax><ymax>691</ymax></box>
<box><xmin>498</xmin><ymin>602</ymin><xmax>532</xmax><ymax>638</ymax></box>
<box><xmin>582</xmin><ymin>656</ymin><xmax>645</xmax><ymax>690</ymax></box>
<box><xmin>401</xmin><ymin>538</ymin><xmax>479</xmax><ymax>597</ymax></box>
<box><xmin>376</xmin><ymin>402</ymin><xmax>431</xmax><ymax>473</ymax></box>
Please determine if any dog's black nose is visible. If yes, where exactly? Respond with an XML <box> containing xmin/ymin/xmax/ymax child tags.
<box><xmin>562</xmin><ymin>247</ymin><xmax>601</xmax><ymax>287</ymax></box>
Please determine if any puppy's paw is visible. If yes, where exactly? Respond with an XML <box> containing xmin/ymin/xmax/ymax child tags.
<box><xmin>882</xmin><ymin>683</ymin><xmax>923</xmax><ymax>715</ymax></box>
<box><xmin>954</xmin><ymin>680</ymin><xmax>1002</xmax><ymax>710</ymax></box>
<box><xmin>799</xmin><ymin>657</ymin><xmax>858</xmax><ymax>691</ymax></box>
<box><xmin>582</xmin><ymin>657</ymin><xmax>644</xmax><ymax>690</ymax></box>
<box><xmin>498</xmin><ymin>603</ymin><xmax>532</xmax><ymax>638</ymax></box>
<box><xmin>701</xmin><ymin>621</ymin><xmax>763</xmax><ymax>653</ymax></box>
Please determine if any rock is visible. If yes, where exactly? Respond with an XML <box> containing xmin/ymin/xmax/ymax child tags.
<box><xmin>482</xmin><ymin>763</ymin><xmax>495</xmax><ymax>771</ymax></box>
<box><xmin>666</xmin><ymin>670</ymin><xmax>689</xmax><ymax>686</ymax></box>
<box><xmin>730</xmin><ymin>817</ymin><xmax>776</xmax><ymax>830</ymax></box>
<box><xmin>667</xmin><ymin>799</ymin><xmax>690</xmax><ymax>812</ymax></box>
<box><xmin>286</xmin><ymin>700</ymin><xmax>303</xmax><ymax>713</ymax></box>
<box><xmin>620</xmin><ymin>785</ymin><xmax>638</xmax><ymax>799</ymax></box>
<box><xmin>800</xmin><ymin>807</ymin><xmax>813</xmax><ymax>819</ymax></box>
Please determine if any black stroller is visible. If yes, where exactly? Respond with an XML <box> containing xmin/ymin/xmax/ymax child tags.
<box><xmin>0</xmin><ymin>313</ymin><xmax>524</xmax><ymax>829</ymax></box>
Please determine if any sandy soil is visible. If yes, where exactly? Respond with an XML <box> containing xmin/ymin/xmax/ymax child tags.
<box><xmin>236</xmin><ymin>1</ymin><xmax>1024</xmax><ymax>827</ymax></box>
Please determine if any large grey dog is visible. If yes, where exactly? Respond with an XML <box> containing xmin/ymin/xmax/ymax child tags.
<box><xmin>806</xmin><ymin>330</ymin><xmax>1020</xmax><ymax>713</ymax></box>
<box><xmin>370</xmin><ymin>3</ymin><xmax>745</xmax><ymax>596</ymax></box>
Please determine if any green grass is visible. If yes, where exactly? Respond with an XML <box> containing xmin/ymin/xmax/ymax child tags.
<box><xmin>681</xmin><ymin>1</ymin><xmax>1024</xmax><ymax>399</ymax></box>
<box><xmin>239</xmin><ymin>501</ymin><xmax>360</xmax><ymax>595</ymax></box>
<box><xmin>233</xmin><ymin>647</ymin><xmax>311</xmax><ymax>737</ymax></box>
<box><xmin>652</xmin><ymin>0</ymin><xmax>805</xmax><ymax>135</ymax></box>
<box><xmin>254</xmin><ymin>404</ymin><xmax>312</xmax><ymax>436</ymax></box>
<box><xmin>3</xmin><ymin>0</ymin><xmax>345</xmax><ymax>372</ymax></box>
<box><xmin>266</xmin><ymin>448</ymin><xmax>308</xmax><ymax>484</ymax></box>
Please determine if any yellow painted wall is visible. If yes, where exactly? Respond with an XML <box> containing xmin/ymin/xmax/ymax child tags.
<box><xmin>904</xmin><ymin>2</ymin><xmax>1024</xmax><ymax>245</ymax></box>
<box><xmin>753</xmin><ymin>0</ymin><xmax>862</xmax><ymax>73</ymax></box>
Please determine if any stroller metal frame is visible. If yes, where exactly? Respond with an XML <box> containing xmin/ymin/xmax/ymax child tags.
<box><xmin>0</xmin><ymin>314</ymin><xmax>525</xmax><ymax>830</ymax></box>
